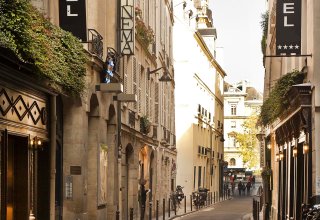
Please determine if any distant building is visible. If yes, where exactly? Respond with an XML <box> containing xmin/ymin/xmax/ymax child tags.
<box><xmin>174</xmin><ymin>0</ymin><xmax>226</xmax><ymax>199</ymax></box>
<box><xmin>224</xmin><ymin>80</ymin><xmax>263</xmax><ymax>171</ymax></box>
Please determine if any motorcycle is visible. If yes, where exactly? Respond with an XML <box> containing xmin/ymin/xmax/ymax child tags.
<box><xmin>302</xmin><ymin>204</ymin><xmax>320</xmax><ymax>220</ymax></box>
<box><xmin>170</xmin><ymin>185</ymin><xmax>185</xmax><ymax>211</ymax></box>
<box><xmin>176</xmin><ymin>185</ymin><xmax>185</xmax><ymax>203</ymax></box>
<box><xmin>192</xmin><ymin>188</ymin><xmax>209</xmax><ymax>207</ymax></box>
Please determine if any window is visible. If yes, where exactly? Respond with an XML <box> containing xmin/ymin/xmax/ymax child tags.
<box><xmin>231</xmin><ymin>121</ymin><xmax>236</xmax><ymax>128</ymax></box>
<box><xmin>194</xmin><ymin>166</ymin><xmax>196</xmax><ymax>189</ymax></box>
<box><xmin>229</xmin><ymin>158</ymin><xmax>236</xmax><ymax>166</ymax></box>
<box><xmin>198</xmin><ymin>166</ymin><xmax>202</xmax><ymax>188</ymax></box>
<box><xmin>231</xmin><ymin>104</ymin><xmax>237</xmax><ymax>115</ymax></box>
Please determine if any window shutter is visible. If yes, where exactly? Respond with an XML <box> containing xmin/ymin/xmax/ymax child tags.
<box><xmin>138</xmin><ymin>64</ymin><xmax>142</xmax><ymax>114</ymax></box>
<box><xmin>155</xmin><ymin>82</ymin><xmax>159</xmax><ymax>124</ymax></box>
<box><xmin>133</xmin><ymin>57</ymin><xmax>137</xmax><ymax>110</ymax></box>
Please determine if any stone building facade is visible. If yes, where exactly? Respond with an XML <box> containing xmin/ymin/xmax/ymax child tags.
<box><xmin>224</xmin><ymin>81</ymin><xmax>263</xmax><ymax>171</ymax></box>
<box><xmin>262</xmin><ymin>0</ymin><xmax>320</xmax><ymax>219</ymax></box>
<box><xmin>0</xmin><ymin>0</ymin><xmax>176</xmax><ymax>220</ymax></box>
<box><xmin>173</xmin><ymin>0</ymin><xmax>226</xmax><ymax>200</ymax></box>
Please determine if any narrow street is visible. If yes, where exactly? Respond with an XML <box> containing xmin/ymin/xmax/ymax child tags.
<box><xmin>177</xmin><ymin>195</ymin><xmax>253</xmax><ymax>220</ymax></box>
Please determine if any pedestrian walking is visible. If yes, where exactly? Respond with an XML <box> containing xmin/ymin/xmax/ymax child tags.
<box><xmin>246</xmin><ymin>181</ymin><xmax>251</xmax><ymax>195</ymax></box>
<box><xmin>231</xmin><ymin>182</ymin><xmax>235</xmax><ymax>195</ymax></box>
<box><xmin>238</xmin><ymin>181</ymin><xmax>243</xmax><ymax>196</ymax></box>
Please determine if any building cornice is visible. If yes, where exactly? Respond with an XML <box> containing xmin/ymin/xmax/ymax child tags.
<box><xmin>193</xmin><ymin>31</ymin><xmax>227</xmax><ymax>77</ymax></box>
<box><xmin>194</xmin><ymin>74</ymin><xmax>224</xmax><ymax>106</ymax></box>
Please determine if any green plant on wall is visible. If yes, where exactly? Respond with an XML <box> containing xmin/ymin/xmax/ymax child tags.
<box><xmin>135</xmin><ymin>6</ymin><xmax>155</xmax><ymax>48</ymax></box>
<box><xmin>0</xmin><ymin>0</ymin><xmax>87</xmax><ymax>95</ymax></box>
<box><xmin>140</xmin><ymin>115</ymin><xmax>151</xmax><ymax>134</ymax></box>
<box><xmin>260</xmin><ymin>70</ymin><xmax>305</xmax><ymax>125</ymax></box>
<box><xmin>260</xmin><ymin>11</ymin><xmax>269</xmax><ymax>56</ymax></box>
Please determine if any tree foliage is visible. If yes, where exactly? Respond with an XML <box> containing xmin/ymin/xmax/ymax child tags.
<box><xmin>235</xmin><ymin>114</ymin><xmax>259</xmax><ymax>169</ymax></box>
<box><xmin>0</xmin><ymin>0</ymin><xmax>87</xmax><ymax>95</ymax></box>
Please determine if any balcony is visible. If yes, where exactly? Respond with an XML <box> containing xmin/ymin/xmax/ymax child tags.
<box><xmin>128</xmin><ymin>111</ymin><xmax>135</xmax><ymax>128</ymax></box>
<box><xmin>87</xmin><ymin>29</ymin><xmax>103</xmax><ymax>59</ymax></box>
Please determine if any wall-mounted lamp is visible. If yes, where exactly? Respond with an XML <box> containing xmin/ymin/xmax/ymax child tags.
<box><xmin>279</xmin><ymin>151</ymin><xmax>284</xmax><ymax>161</ymax></box>
<box><xmin>147</xmin><ymin>67</ymin><xmax>172</xmax><ymax>82</ymax></box>
<box><xmin>275</xmin><ymin>153</ymin><xmax>279</xmax><ymax>162</ymax></box>
<box><xmin>267</xmin><ymin>144</ymin><xmax>271</xmax><ymax>150</ymax></box>
<box><xmin>303</xmin><ymin>142</ymin><xmax>309</xmax><ymax>154</ymax></box>
<box><xmin>29</xmin><ymin>136</ymin><xmax>43</xmax><ymax>149</ymax></box>
<box><xmin>292</xmin><ymin>146</ymin><xmax>298</xmax><ymax>157</ymax></box>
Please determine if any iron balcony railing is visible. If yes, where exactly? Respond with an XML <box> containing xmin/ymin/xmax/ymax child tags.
<box><xmin>88</xmin><ymin>29</ymin><xmax>103</xmax><ymax>59</ymax></box>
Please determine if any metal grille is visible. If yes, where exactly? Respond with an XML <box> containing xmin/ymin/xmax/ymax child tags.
<box><xmin>88</xmin><ymin>29</ymin><xmax>103</xmax><ymax>59</ymax></box>
<box><xmin>128</xmin><ymin>111</ymin><xmax>135</xmax><ymax>128</ymax></box>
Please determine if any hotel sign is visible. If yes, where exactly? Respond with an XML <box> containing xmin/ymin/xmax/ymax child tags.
<box><xmin>121</xmin><ymin>0</ymin><xmax>135</xmax><ymax>55</ymax></box>
<box><xmin>59</xmin><ymin>0</ymin><xmax>87</xmax><ymax>41</ymax></box>
<box><xmin>276</xmin><ymin>0</ymin><xmax>301</xmax><ymax>55</ymax></box>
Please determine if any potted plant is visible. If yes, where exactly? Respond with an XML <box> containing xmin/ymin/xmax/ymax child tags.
<box><xmin>140</xmin><ymin>115</ymin><xmax>151</xmax><ymax>134</ymax></box>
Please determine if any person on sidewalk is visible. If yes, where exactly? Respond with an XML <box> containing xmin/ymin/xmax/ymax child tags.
<box><xmin>231</xmin><ymin>182</ymin><xmax>235</xmax><ymax>195</ymax></box>
<box><xmin>238</xmin><ymin>181</ymin><xmax>243</xmax><ymax>196</ymax></box>
<box><xmin>246</xmin><ymin>181</ymin><xmax>251</xmax><ymax>195</ymax></box>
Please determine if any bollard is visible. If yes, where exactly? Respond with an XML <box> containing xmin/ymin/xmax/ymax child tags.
<box><xmin>197</xmin><ymin>194</ymin><xmax>199</xmax><ymax>210</ymax></box>
<box><xmin>214</xmin><ymin>192</ymin><xmax>215</xmax><ymax>203</ymax></box>
<box><xmin>210</xmin><ymin>192</ymin><xmax>212</xmax><ymax>204</ymax></box>
<box><xmin>257</xmin><ymin>201</ymin><xmax>260</xmax><ymax>220</ymax></box>
<box><xmin>174</xmin><ymin>200</ymin><xmax>177</xmax><ymax>216</ymax></box>
<box><xmin>184</xmin><ymin>196</ymin><xmax>187</xmax><ymax>213</ymax></box>
<box><xmin>130</xmin><ymin>208</ymin><xmax>133</xmax><ymax>220</ymax></box>
<box><xmin>149</xmin><ymin>201</ymin><xmax>152</xmax><ymax>220</ymax></box>
<box><xmin>163</xmin><ymin>199</ymin><xmax>165</xmax><ymax>220</ymax></box>
<box><xmin>168</xmin><ymin>198</ymin><xmax>171</xmax><ymax>217</ymax></box>
<box><xmin>156</xmin><ymin>200</ymin><xmax>159</xmax><ymax>220</ymax></box>
<box><xmin>190</xmin><ymin>195</ymin><xmax>193</xmax><ymax>211</ymax></box>
<box><xmin>116</xmin><ymin>210</ymin><xmax>120</xmax><ymax>220</ymax></box>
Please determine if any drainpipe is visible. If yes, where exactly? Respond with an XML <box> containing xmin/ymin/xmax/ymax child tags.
<box><xmin>50</xmin><ymin>95</ymin><xmax>57</xmax><ymax>220</ymax></box>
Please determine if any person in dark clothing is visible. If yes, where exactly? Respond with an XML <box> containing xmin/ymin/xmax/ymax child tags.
<box><xmin>138</xmin><ymin>183</ymin><xmax>150</xmax><ymax>220</ymax></box>
<box><xmin>238</xmin><ymin>181</ymin><xmax>243</xmax><ymax>196</ymax></box>
<box><xmin>246</xmin><ymin>181</ymin><xmax>251</xmax><ymax>195</ymax></box>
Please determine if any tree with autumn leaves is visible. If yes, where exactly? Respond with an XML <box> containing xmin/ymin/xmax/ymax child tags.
<box><xmin>235</xmin><ymin>114</ymin><xmax>260</xmax><ymax>170</ymax></box>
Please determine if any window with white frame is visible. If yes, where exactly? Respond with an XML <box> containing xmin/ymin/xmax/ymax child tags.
<box><xmin>231</xmin><ymin>121</ymin><xmax>236</xmax><ymax>128</ymax></box>
<box><xmin>231</xmin><ymin>104</ymin><xmax>237</xmax><ymax>115</ymax></box>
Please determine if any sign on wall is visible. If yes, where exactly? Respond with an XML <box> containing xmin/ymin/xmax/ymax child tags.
<box><xmin>276</xmin><ymin>0</ymin><xmax>301</xmax><ymax>55</ymax></box>
<box><xmin>121</xmin><ymin>0</ymin><xmax>135</xmax><ymax>55</ymax></box>
<box><xmin>59</xmin><ymin>0</ymin><xmax>87</xmax><ymax>41</ymax></box>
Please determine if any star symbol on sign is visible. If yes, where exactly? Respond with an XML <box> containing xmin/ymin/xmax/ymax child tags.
<box><xmin>283</xmin><ymin>45</ymin><xmax>288</xmax><ymax>49</ymax></box>
<box><xmin>278</xmin><ymin>45</ymin><xmax>282</xmax><ymax>49</ymax></box>
<box><xmin>295</xmin><ymin>45</ymin><xmax>300</xmax><ymax>49</ymax></box>
<box><xmin>289</xmin><ymin>45</ymin><xmax>294</xmax><ymax>49</ymax></box>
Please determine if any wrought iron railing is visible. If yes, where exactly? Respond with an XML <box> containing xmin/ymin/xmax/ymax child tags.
<box><xmin>129</xmin><ymin>111</ymin><xmax>135</xmax><ymax>128</ymax></box>
<box><xmin>88</xmin><ymin>29</ymin><xmax>103</xmax><ymax>59</ymax></box>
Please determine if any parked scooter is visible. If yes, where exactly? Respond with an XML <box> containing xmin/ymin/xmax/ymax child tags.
<box><xmin>192</xmin><ymin>188</ymin><xmax>209</xmax><ymax>207</ymax></box>
<box><xmin>170</xmin><ymin>185</ymin><xmax>185</xmax><ymax>210</ymax></box>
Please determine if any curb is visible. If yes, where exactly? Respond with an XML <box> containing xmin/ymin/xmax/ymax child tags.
<box><xmin>168</xmin><ymin>198</ymin><xmax>232</xmax><ymax>219</ymax></box>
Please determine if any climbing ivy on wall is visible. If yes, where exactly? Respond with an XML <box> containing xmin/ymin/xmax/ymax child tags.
<box><xmin>0</xmin><ymin>0</ymin><xmax>88</xmax><ymax>95</ymax></box>
<box><xmin>260</xmin><ymin>70</ymin><xmax>305</xmax><ymax>126</ymax></box>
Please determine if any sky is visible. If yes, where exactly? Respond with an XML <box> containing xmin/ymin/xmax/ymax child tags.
<box><xmin>210</xmin><ymin>0</ymin><xmax>267</xmax><ymax>93</ymax></box>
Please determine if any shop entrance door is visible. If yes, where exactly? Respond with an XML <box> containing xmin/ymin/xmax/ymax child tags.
<box><xmin>6</xmin><ymin>134</ymin><xmax>29</xmax><ymax>220</ymax></box>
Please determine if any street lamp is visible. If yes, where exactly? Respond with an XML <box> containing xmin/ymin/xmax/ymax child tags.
<box><xmin>279</xmin><ymin>151</ymin><xmax>284</xmax><ymax>161</ymax></box>
<box><xmin>147</xmin><ymin>67</ymin><xmax>172</xmax><ymax>82</ymax></box>
<box><xmin>303</xmin><ymin>142</ymin><xmax>309</xmax><ymax>154</ymax></box>
<box><xmin>292</xmin><ymin>145</ymin><xmax>298</xmax><ymax>157</ymax></box>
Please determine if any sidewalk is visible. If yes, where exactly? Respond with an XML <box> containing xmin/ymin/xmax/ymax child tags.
<box><xmin>151</xmin><ymin>196</ymin><xmax>231</xmax><ymax>220</ymax></box>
